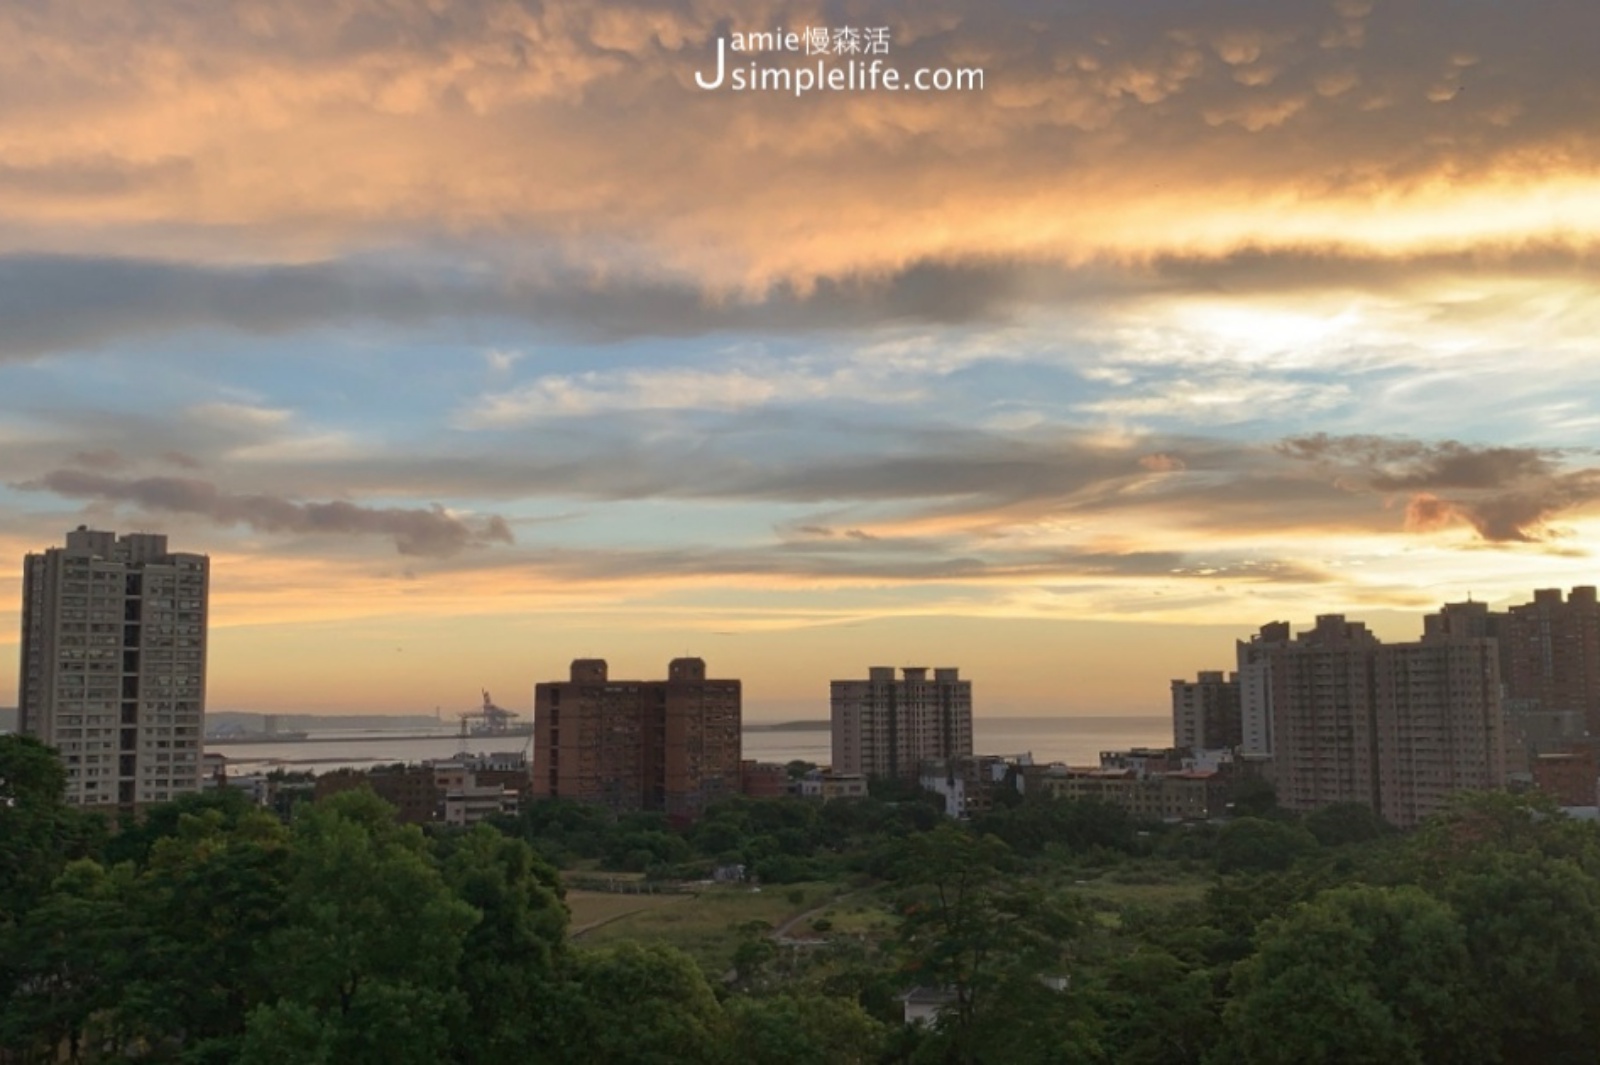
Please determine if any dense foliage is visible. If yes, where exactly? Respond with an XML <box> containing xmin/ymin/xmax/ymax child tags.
<box><xmin>5</xmin><ymin>734</ymin><xmax>1600</xmax><ymax>1063</ymax></box>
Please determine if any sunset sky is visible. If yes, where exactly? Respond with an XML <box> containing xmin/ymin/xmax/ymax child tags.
<box><xmin>4</xmin><ymin>0</ymin><xmax>1600</xmax><ymax>720</ymax></box>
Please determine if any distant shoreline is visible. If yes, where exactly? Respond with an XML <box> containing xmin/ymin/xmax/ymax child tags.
<box><xmin>742</xmin><ymin>720</ymin><xmax>830</xmax><ymax>732</ymax></box>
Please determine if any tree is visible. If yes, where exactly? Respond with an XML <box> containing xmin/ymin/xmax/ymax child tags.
<box><xmin>0</xmin><ymin>735</ymin><xmax>104</xmax><ymax>923</ymax></box>
<box><xmin>1093</xmin><ymin>947</ymin><xmax>1219</xmax><ymax>1064</ymax></box>
<box><xmin>725</xmin><ymin>993</ymin><xmax>888</xmax><ymax>1064</ymax></box>
<box><xmin>1439</xmin><ymin>848</ymin><xmax>1600</xmax><ymax>1063</ymax></box>
<box><xmin>247</xmin><ymin>790</ymin><xmax>477</xmax><ymax>1064</ymax></box>
<box><xmin>118</xmin><ymin>806</ymin><xmax>292</xmax><ymax>1063</ymax></box>
<box><xmin>1213</xmin><ymin>818</ymin><xmax>1316</xmax><ymax>875</ymax></box>
<box><xmin>556</xmin><ymin>942</ymin><xmax>731</xmax><ymax>1064</ymax></box>
<box><xmin>439</xmin><ymin>825</ymin><xmax>569</xmax><ymax>1063</ymax></box>
<box><xmin>1303</xmin><ymin>803</ymin><xmax>1392</xmax><ymax>848</ymax></box>
<box><xmin>1220</xmin><ymin>884</ymin><xmax>1483</xmax><ymax>1065</ymax></box>
<box><xmin>891</xmin><ymin>824</ymin><xmax>1085</xmax><ymax>1063</ymax></box>
<box><xmin>785</xmin><ymin>760</ymin><xmax>818</xmax><ymax>780</ymax></box>
<box><xmin>0</xmin><ymin>859</ymin><xmax>135</xmax><ymax>1063</ymax></box>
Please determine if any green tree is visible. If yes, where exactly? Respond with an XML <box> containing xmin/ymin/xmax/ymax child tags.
<box><xmin>1220</xmin><ymin>884</ymin><xmax>1483</xmax><ymax>1065</ymax></box>
<box><xmin>725</xmin><ymin>993</ymin><xmax>888</xmax><ymax>1064</ymax></box>
<box><xmin>1440</xmin><ymin>848</ymin><xmax>1600</xmax><ymax>1063</ymax></box>
<box><xmin>118</xmin><ymin>806</ymin><xmax>291</xmax><ymax>1063</ymax></box>
<box><xmin>557</xmin><ymin>942</ymin><xmax>731</xmax><ymax>1064</ymax></box>
<box><xmin>247</xmin><ymin>790</ymin><xmax>477</xmax><ymax>1064</ymax></box>
<box><xmin>892</xmin><ymin>824</ymin><xmax>1085</xmax><ymax>1063</ymax></box>
<box><xmin>1093</xmin><ymin>947</ymin><xmax>1218</xmax><ymax>1064</ymax></box>
<box><xmin>439</xmin><ymin>825</ymin><xmax>569</xmax><ymax>1063</ymax></box>
<box><xmin>1213</xmin><ymin>818</ymin><xmax>1316</xmax><ymax>875</ymax></box>
<box><xmin>1303</xmin><ymin>803</ymin><xmax>1392</xmax><ymax>848</ymax></box>
<box><xmin>0</xmin><ymin>859</ymin><xmax>135</xmax><ymax>1063</ymax></box>
<box><xmin>0</xmin><ymin>735</ymin><xmax>104</xmax><ymax>923</ymax></box>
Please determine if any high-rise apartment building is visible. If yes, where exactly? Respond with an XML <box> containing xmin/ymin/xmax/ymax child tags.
<box><xmin>1236</xmin><ymin>621</ymin><xmax>1289</xmax><ymax>757</ymax></box>
<box><xmin>1170</xmin><ymin>670</ymin><xmax>1242</xmax><ymax>751</ymax></box>
<box><xmin>531</xmin><ymin>658</ymin><xmax>740</xmax><ymax>817</ymax></box>
<box><xmin>1267</xmin><ymin>615</ymin><xmax>1384</xmax><ymax>816</ymax></box>
<box><xmin>1423</xmin><ymin>590</ymin><xmax>1600</xmax><ymax>766</ymax></box>
<box><xmin>1501</xmin><ymin>587</ymin><xmax>1600</xmax><ymax>733</ymax></box>
<box><xmin>1237</xmin><ymin>614</ymin><xmax>1503</xmax><ymax>828</ymax></box>
<box><xmin>830</xmin><ymin>666</ymin><xmax>972</xmax><ymax>780</ymax></box>
<box><xmin>1375</xmin><ymin>632</ymin><xmax>1505</xmax><ymax>828</ymax></box>
<box><xmin>18</xmin><ymin>527</ymin><xmax>208</xmax><ymax>807</ymax></box>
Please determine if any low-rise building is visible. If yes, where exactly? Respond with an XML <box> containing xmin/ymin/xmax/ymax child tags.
<box><xmin>315</xmin><ymin>765</ymin><xmax>441</xmax><ymax>824</ymax></box>
<box><xmin>1530</xmin><ymin>746</ymin><xmax>1600</xmax><ymax>807</ymax></box>
<box><xmin>799</xmin><ymin>771</ymin><xmax>867</xmax><ymax>802</ymax></box>
<box><xmin>1020</xmin><ymin>760</ymin><xmax>1230</xmax><ymax>821</ymax></box>
<box><xmin>741</xmin><ymin>760</ymin><xmax>791</xmax><ymax>799</ymax></box>
<box><xmin>920</xmin><ymin>753</ymin><xmax>1032</xmax><ymax>818</ymax></box>
<box><xmin>443</xmin><ymin>783</ymin><xmax>519</xmax><ymax>826</ymax></box>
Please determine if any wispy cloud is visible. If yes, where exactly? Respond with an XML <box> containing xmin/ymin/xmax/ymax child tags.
<box><xmin>14</xmin><ymin>470</ymin><xmax>514</xmax><ymax>557</ymax></box>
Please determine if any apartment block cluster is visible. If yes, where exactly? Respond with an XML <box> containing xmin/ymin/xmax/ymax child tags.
<box><xmin>822</xmin><ymin>665</ymin><xmax>1239</xmax><ymax>822</ymax></box>
<box><xmin>528</xmin><ymin>661</ymin><xmax>975</xmax><ymax>817</ymax></box>
<box><xmin>1172</xmin><ymin>588</ymin><xmax>1600</xmax><ymax>827</ymax></box>
<box><xmin>18</xmin><ymin>529</ymin><xmax>1598</xmax><ymax>832</ymax></box>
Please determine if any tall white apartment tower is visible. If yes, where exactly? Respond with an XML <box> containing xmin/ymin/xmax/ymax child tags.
<box><xmin>18</xmin><ymin>527</ymin><xmax>209</xmax><ymax>807</ymax></box>
<box><xmin>830</xmin><ymin>666</ymin><xmax>973</xmax><ymax>780</ymax></box>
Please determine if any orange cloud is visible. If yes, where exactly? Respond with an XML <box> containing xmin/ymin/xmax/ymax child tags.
<box><xmin>6</xmin><ymin>0</ymin><xmax>1600</xmax><ymax>288</ymax></box>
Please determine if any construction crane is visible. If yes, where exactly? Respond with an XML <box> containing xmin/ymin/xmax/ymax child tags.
<box><xmin>457</xmin><ymin>689</ymin><xmax>522</xmax><ymax>738</ymax></box>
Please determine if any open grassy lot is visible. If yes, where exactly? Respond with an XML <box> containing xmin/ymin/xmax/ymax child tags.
<box><xmin>571</xmin><ymin>882</ymin><xmax>836</xmax><ymax>972</ymax></box>
<box><xmin>565</xmin><ymin>889</ymin><xmax>692</xmax><ymax>935</ymax></box>
<box><xmin>1067</xmin><ymin>878</ymin><xmax>1210</xmax><ymax>909</ymax></box>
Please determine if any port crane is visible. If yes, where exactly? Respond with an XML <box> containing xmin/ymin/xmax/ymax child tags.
<box><xmin>457</xmin><ymin>689</ymin><xmax>522</xmax><ymax>737</ymax></box>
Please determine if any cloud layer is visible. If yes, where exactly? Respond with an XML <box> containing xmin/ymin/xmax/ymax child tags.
<box><xmin>17</xmin><ymin>470</ymin><xmax>514</xmax><ymax>557</ymax></box>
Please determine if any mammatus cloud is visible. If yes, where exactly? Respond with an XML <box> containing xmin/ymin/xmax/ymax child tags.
<box><xmin>1279</xmin><ymin>434</ymin><xmax>1600</xmax><ymax>542</ymax></box>
<box><xmin>15</xmin><ymin>470</ymin><xmax>514</xmax><ymax>557</ymax></box>
<box><xmin>6</xmin><ymin>0</ymin><xmax>1600</xmax><ymax>289</ymax></box>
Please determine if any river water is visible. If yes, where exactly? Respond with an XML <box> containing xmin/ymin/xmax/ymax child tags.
<box><xmin>208</xmin><ymin>715</ymin><xmax>1172</xmax><ymax>775</ymax></box>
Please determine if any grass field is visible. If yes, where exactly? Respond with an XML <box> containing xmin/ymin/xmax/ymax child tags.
<box><xmin>569</xmin><ymin>882</ymin><xmax>837</xmax><ymax>972</ymax></box>
<box><xmin>565</xmin><ymin>890</ymin><xmax>692</xmax><ymax>935</ymax></box>
<box><xmin>1065</xmin><ymin>877</ymin><xmax>1211</xmax><ymax>908</ymax></box>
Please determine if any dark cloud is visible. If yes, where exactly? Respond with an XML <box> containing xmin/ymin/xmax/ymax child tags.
<box><xmin>16</xmin><ymin>233</ymin><xmax>1600</xmax><ymax>363</ymax></box>
<box><xmin>66</xmin><ymin>449</ymin><xmax>126</xmax><ymax>471</ymax></box>
<box><xmin>1280</xmin><ymin>434</ymin><xmax>1600</xmax><ymax>542</ymax></box>
<box><xmin>453</xmin><ymin>541</ymin><xmax>1327</xmax><ymax>588</ymax></box>
<box><xmin>15</xmin><ymin>470</ymin><xmax>514</xmax><ymax>557</ymax></box>
<box><xmin>0</xmin><ymin>253</ymin><xmax>1123</xmax><ymax>360</ymax></box>
<box><xmin>1146</xmin><ymin>243</ymin><xmax>1600</xmax><ymax>297</ymax></box>
<box><xmin>8</xmin><ymin>237</ymin><xmax>1600</xmax><ymax>360</ymax></box>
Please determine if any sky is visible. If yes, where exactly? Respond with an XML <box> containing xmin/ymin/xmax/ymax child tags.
<box><xmin>4</xmin><ymin>0</ymin><xmax>1600</xmax><ymax>720</ymax></box>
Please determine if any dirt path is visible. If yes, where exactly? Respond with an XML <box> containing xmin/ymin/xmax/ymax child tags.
<box><xmin>568</xmin><ymin>892</ymin><xmax>693</xmax><ymax>937</ymax></box>
<box><xmin>771</xmin><ymin>886</ymin><xmax>868</xmax><ymax>942</ymax></box>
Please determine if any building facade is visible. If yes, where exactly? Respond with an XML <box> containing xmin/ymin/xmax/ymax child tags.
<box><xmin>1170</xmin><ymin>670</ymin><xmax>1242</xmax><ymax>751</ymax></box>
<box><xmin>1374</xmin><ymin>633</ymin><xmax>1505</xmax><ymax>828</ymax></box>
<box><xmin>830</xmin><ymin>666</ymin><xmax>973</xmax><ymax>780</ymax></box>
<box><xmin>18</xmin><ymin>527</ymin><xmax>208</xmax><ymax>807</ymax></box>
<box><xmin>1501</xmin><ymin>587</ymin><xmax>1600</xmax><ymax>734</ymax></box>
<box><xmin>1236</xmin><ymin>621</ymin><xmax>1289</xmax><ymax>757</ymax></box>
<box><xmin>531</xmin><ymin>658</ymin><xmax>741</xmax><ymax>817</ymax></box>
<box><xmin>1020</xmin><ymin>762</ymin><xmax>1230</xmax><ymax>821</ymax></box>
<box><xmin>1241</xmin><ymin>614</ymin><xmax>1503</xmax><ymax>828</ymax></box>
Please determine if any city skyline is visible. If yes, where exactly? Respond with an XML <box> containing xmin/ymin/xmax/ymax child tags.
<box><xmin>6</xmin><ymin>1</ymin><xmax>1600</xmax><ymax>718</ymax></box>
